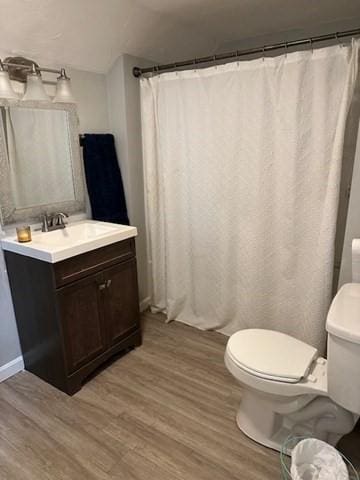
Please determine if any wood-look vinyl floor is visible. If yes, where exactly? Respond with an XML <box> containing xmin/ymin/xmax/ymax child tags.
<box><xmin>0</xmin><ymin>312</ymin><xmax>359</xmax><ymax>479</ymax></box>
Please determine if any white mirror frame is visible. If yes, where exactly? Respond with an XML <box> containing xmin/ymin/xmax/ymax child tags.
<box><xmin>0</xmin><ymin>99</ymin><xmax>85</xmax><ymax>225</ymax></box>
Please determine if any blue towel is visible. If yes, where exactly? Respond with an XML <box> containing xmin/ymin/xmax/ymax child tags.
<box><xmin>82</xmin><ymin>134</ymin><xmax>129</xmax><ymax>225</ymax></box>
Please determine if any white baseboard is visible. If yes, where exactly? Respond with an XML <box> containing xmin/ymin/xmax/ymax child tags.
<box><xmin>139</xmin><ymin>296</ymin><xmax>151</xmax><ymax>312</ymax></box>
<box><xmin>0</xmin><ymin>356</ymin><xmax>24</xmax><ymax>383</ymax></box>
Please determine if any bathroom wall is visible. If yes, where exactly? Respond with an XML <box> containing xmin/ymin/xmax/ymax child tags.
<box><xmin>0</xmin><ymin>54</ymin><xmax>152</xmax><ymax>374</ymax></box>
<box><xmin>339</xmin><ymin>124</ymin><xmax>360</xmax><ymax>286</ymax></box>
<box><xmin>0</xmin><ymin>65</ymin><xmax>110</xmax><ymax>373</ymax></box>
<box><xmin>220</xmin><ymin>18</ymin><xmax>360</xmax><ymax>54</ymax></box>
<box><xmin>106</xmin><ymin>54</ymin><xmax>154</xmax><ymax>307</ymax></box>
<box><xmin>1</xmin><ymin>29</ymin><xmax>358</xmax><ymax>375</ymax></box>
<box><xmin>66</xmin><ymin>68</ymin><xmax>110</xmax><ymax>134</ymax></box>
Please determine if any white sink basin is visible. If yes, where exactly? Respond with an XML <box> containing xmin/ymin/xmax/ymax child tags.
<box><xmin>1</xmin><ymin>220</ymin><xmax>137</xmax><ymax>263</ymax></box>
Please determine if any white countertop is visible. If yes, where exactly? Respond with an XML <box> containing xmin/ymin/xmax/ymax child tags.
<box><xmin>1</xmin><ymin>220</ymin><xmax>138</xmax><ymax>263</ymax></box>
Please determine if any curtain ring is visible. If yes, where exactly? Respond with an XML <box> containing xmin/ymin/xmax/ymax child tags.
<box><xmin>335</xmin><ymin>32</ymin><xmax>342</xmax><ymax>48</ymax></box>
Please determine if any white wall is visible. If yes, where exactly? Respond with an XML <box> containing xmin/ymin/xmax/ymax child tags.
<box><xmin>0</xmin><ymin>54</ymin><xmax>151</xmax><ymax>371</ymax></box>
<box><xmin>67</xmin><ymin>68</ymin><xmax>109</xmax><ymax>134</ymax></box>
<box><xmin>220</xmin><ymin>18</ymin><xmax>360</xmax><ymax>54</ymax></box>
<box><xmin>106</xmin><ymin>54</ymin><xmax>153</xmax><ymax>306</ymax></box>
<box><xmin>0</xmin><ymin>253</ymin><xmax>21</xmax><ymax>368</ymax></box>
<box><xmin>339</xmin><ymin>126</ymin><xmax>360</xmax><ymax>286</ymax></box>
<box><xmin>0</xmin><ymin>67</ymin><xmax>109</xmax><ymax>370</ymax></box>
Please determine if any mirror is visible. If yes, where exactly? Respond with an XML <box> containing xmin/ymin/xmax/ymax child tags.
<box><xmin>2</xmin><ymin>107</ymin><xmax>75</xmax><ymax>208</ymax></box>
<box><xmin>0</xmin><ymin>100</ymin><xmax>84</xmax><ymax>225</ymax></box>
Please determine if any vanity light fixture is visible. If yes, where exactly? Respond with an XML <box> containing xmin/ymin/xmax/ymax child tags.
<box><xmin>0</xmin><ymin>57</ymin><xmax>75</xmax><ymax>103</ymax></box>
<box><xmin>0</xmin><ymin>60</ymin><xmax>18</xmax><ymax>99</ymax></box>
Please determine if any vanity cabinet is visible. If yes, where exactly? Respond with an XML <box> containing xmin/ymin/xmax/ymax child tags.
<box><xmin>5</xmin><ymin>238</ymin><xmax>141</xmax><ymax>395</ymax></box>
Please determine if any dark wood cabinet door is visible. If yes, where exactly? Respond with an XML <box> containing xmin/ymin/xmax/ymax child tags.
<box><xmin>57</xmin><ymin>272</ymin><xmax>107</xmax><ymax>373</ymax></box>
<box><xmin>103</xmin><ymin>258</ymin><xmax>140</xmax><ymax>346</ymax></box>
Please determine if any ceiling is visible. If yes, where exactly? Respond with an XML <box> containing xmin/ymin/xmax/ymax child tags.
<box><xmin>0</xmin><ymin>0</ymin><xmax>359</xmax><ymax>73</ymax></box>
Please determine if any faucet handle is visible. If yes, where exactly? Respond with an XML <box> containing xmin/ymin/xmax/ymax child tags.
<box><xmin>55</xmin><ymin>212</ymin><xmax>69</xmax><ymax>226</ymax></box>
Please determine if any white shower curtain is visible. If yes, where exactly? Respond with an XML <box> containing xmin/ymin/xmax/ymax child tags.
<box><xmin>141</xmin><ymin>43</ymin><xmax>359</xmax><ymax>352</ymax></box>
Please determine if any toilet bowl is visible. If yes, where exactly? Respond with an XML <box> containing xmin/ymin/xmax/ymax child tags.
<box><xmin>225</xmin><ymin>283</ymin><xmax>360</xmax><ymax>453</ymax></box>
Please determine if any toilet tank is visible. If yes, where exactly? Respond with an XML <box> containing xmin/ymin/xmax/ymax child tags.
<box><xmin>326</xmin><ymin>283</ymin><xmax>360</xmax><ymax>415</ymax></box>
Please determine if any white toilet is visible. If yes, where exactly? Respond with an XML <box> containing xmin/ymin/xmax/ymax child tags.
<box><xmin>225</xmin><ymin>281</ymin><xmax>360</xmax><ymax>452</ymax></box>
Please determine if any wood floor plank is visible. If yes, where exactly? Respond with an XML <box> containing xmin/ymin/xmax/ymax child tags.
<box><xmin>109</xmin><ymin>448</ymin><xmax>184</xmax><ymax>480</ymax></box>
<box><xmin>0</xmin><ymin>395</ymin><xmax>92</xmax><ymax>480</ymax></box>
<box><xmin>0</xmin><ymin>312</ymin><xmax>358</xmax><ymax>479</ymax></box>
<box><xmin>105</xmin><ymin>412</ymin><xmax>247</xmax><ymax>480</ymax></box>
<box><xmin>0</xmin><ymin>385</ymin><xmax>123</xmax><ymax>478</ymax></box>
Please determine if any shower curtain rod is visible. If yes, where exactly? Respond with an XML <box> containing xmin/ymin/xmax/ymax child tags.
<box><xmin>133</xmin><ymin>27</ymin><xmax>360</xmax><ymax>77</ymax></box>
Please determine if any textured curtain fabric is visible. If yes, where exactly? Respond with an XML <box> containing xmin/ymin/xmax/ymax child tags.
<box><xmin>141</xmin><ymin>42</ymin><xmax>359</xmax><ymax>352</ymax></box>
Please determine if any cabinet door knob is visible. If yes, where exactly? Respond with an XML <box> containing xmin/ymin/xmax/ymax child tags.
<box><xmin>98</xmin><ymin>283</ymin><xmax>106</xmax><ymax>290</ymax></box>
<box><xmin>106</xmin><ymin>279</ymin><xmax>112</xmax><ymax>288</ymax></box>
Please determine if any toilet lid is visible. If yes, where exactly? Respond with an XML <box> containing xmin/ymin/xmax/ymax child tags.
<box><xmin>227</xmin><ymin>329</ymin><xmax>318</xmax><ymax>383</ymax></box>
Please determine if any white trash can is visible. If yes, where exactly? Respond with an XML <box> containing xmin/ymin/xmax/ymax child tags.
<box><xmin>290</xmin><ymin>439</ymin><xmax>349</xmax><ymax>480</ymax></box>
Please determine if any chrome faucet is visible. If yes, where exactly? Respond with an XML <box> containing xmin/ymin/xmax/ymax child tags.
<box><xmin>41</xmin><ymin>212</ymin><xmax>69</xmax><ymax>232</ymax></box>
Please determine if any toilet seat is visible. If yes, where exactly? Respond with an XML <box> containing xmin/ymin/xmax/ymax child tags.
<box><xmin>226</xmin><ymin>329</ymin><xmax>318</xmax><ymax>383</ymax></box>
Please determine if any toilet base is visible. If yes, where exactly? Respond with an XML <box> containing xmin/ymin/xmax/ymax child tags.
<box><xmin>236</xmin><ymin>391</ymin><xmax>301</xmax><ymax>454</ymax></box>
<box><xmin>237</xmin><ymin>405</ymin><xmax>295</xmax><ymax>454</ymax></box>
<box><xmin>236</xmin><ymin>389</ymin><xmax>357</xmax><ymax>454</ymax></box>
